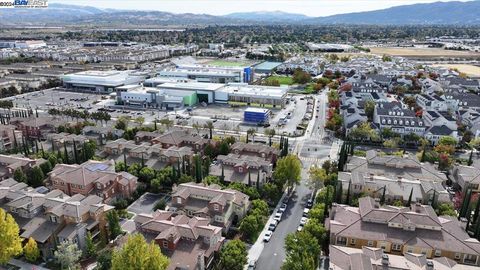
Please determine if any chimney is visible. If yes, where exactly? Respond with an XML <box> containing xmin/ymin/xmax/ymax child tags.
<box><xmin>381</xmin><ymin>254</ymin><xmax>389</xmax><ymax>266</ymax></box>
<box><xmin>426</xmin><ymin>261</ymin><xmax>434</xmax><ymax>270</ymax></box>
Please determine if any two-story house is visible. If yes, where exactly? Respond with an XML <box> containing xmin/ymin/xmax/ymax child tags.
<box><xmin>48</xmin><ymin>160</ymin><xmax>137</xmax><ymax>203</ymax></box>
<box><xmin>169</xmin><ymin>182</ymin><xmax>249</xmax><ymax>231</ymax></box>
<box><xmin>134</xmin><ymin>210</ymin><xmax>224</xmax><ymax>270</ymax></box>
<box><xmin>0</xmin><ymin>154</ymin><xmax>46</xmax><ymax>180</ymax></box>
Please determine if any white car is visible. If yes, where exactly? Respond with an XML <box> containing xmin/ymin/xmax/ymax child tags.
<box><xmin>273</xmin><ymin>211</ymin><xmax>283</xmax><ymax>222</ymax></box>
<box><xmin>263</xmin><ymin>231</ymin><xmax>273</xmax><ymax>242</ymax></box>
<box><xmin>300</xmin><ymin>217</ymin><xmax>309</xmax><ymax>225</ymax></box>
<box><xmin>297</xmin><ymin>224</ymin><xmax>304</xmax><ymax>231</ymax></box>
<box><xmin>279</xmin><ymin>203</ymin><xmax>287</xmax><ymax>213</ymax></box>
<box><xmin>303</xmin><ymin>208</ymin><xmax>310</xmax><ymax>217</ymax></box>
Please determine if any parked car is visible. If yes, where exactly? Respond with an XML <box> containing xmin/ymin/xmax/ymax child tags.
<box><xmin>248</xmin><ymin>260</ymin><xmax>257</xmax><ymax>270</ymax></box>
<box><xmin>303</xmin><ymin>208</ymin><xmax>310</xmax><ymax>217</ymax></box>
<box><xmin>300</xmin><ymin>217</ymin><xmax>309</xmax><ymax>225</ymax></box>
<box><xmin>306</xmin><ymin>199</ymin><xmax>313</xmax><ymax>208</ymax></box>
<box><xmin>263</xmin><ymin>231</ymin><xmax>273</xmax><ymax>242</ymax></box>
<box><xmin>273</xmin><ymin>211</ymin><xmax>283</xmax><ymax>222</ymax></box>
<box><xmin>268</xmin><ymin>220</ymin><xmax>278</xmax><ymax>231</ymax></box>
<box><xmin>297</xmin><ymin>224</ymin><xmax>304</xmax><ymax>231</ymax></box>
<box><xmin>279</xmin><ymin>203</ymin><xmax>287</xmax><ymax>213</ymax></box>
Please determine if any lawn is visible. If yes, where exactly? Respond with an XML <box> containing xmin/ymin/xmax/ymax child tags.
<box><xmin>266</xmin><ymin>76</ymin><xmax>294</xmax><ymax>85</ymax></box>
<box><xmin>207</xmin><ymin>60</ymin><xmax>249</xmax><ymax>67</ymax></box>
<box><xmin>431</xmin><ymin>64</ymin><xmax>480</xmax><ymax>77</ymax></box>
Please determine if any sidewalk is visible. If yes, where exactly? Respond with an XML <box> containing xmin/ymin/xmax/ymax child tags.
<box><xmin>8</xmin><ymin>259</ymin><xmax>50</xmax><ymax>270</ymax></box>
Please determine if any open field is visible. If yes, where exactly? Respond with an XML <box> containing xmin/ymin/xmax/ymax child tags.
<box><xmin>203</xmin><ymin>59</ymin><xmax>251</xmax><ymax>67</ymax></box>
<box><xmin>370</xmin><ymin>47</ymin><xmax>480</xmax><ymax>58</ymax></box>
<box><xmin>266</xmin><ymin>76</ymin><xmax>294</xmax><ymax>85</ymax></box>
<box><xmin>431</xmin><ymin>64</ymin><xmax>480</xmax><ymax>77</ymax></box>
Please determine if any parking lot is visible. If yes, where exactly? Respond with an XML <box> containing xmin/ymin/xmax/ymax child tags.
<box><xmin>3</xmin><ymin>88</ymin><xmax>313</xmax><ymax>137</ymax></box>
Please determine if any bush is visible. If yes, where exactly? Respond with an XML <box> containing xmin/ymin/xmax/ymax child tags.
<box><xmin>153</xmin><ymin>199</ymin><xmax>167</xmax><ymax>211</ymax></box>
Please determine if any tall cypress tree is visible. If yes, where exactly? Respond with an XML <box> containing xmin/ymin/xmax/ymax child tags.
<box><xmin>380</xmin><ymin>185</ymin><xmax>386</xmax><ymax>205</ymax></box>
<box><xmin>468</xmin><ymin>150</ymin><xmax>474</xmax><ymax>166</ymax></box>
<box><xmin>63</xmin><ymin>142</ymin><xmax>69</xmax><ymax>164</ymax></box>
<box><xmin>407</xmin><ymin>187</ymin><xmax>413</xmax><ymax>207</ymax></box>
<box><xmin>460</xmin><ymin>188</ymin><xmax>473</xmax><ymax>218</ymax></box>
<box><xmin>256</xmin><ymin>170</ymin><xmax>260</xmax><ymax>189</ymax></box>
<box><xmin>123</xmin><ymin>152</ymin><xmax>128</xmax><ymax>171</ymax></box>
<box><xmin>345</xmin><ymin>180</ymin><xmax>351</xmax><ymax>205</ymax></box>
<box><xmin>73</xmin><ymin>140</ymin><xmax>79</xmax><ymax>164</ymax></box>
<box><xmin>248</xmin><ymin>170</ymin><xmax>252</xmax><ymax>187</ymax></box>
<box><xmin>220</xmin><ymin>164</ymin><xmax>225</xmax><ymax>182</ymax></box>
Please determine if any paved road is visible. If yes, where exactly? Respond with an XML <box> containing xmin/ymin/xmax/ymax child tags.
<box><xmin>253</xmin><ymin>91</ymin><xmax>334</xmax><ymax>270</ymax></box>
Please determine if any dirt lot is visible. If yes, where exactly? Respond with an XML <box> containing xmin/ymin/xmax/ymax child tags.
<box><xmin>431</xmin><ymin>64</ymin><xmax>480</xmax><ymax>77</ymax></box>
<box><xmin>370</xmin><ymin>47</ymin><xmax>480</xmax><ymax>58</ymax></box>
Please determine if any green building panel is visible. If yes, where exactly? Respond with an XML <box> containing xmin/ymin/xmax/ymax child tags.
<box><xmin>183</xmin><ymin>93</ymin><xmax>198</xmax><ymax>106</ymax></box>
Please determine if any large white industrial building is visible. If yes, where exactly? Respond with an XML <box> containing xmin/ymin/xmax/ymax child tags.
<box><xmin>62</xmin><ymin>70</ymin><xmax>145</xmax><ymax>93</ymax></box>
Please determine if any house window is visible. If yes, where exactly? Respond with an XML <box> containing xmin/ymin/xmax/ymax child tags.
<box><xmin>455</xmin><ymin>253</ymin><xmax>461</xmax><ymax>260</ymax></box>
<box><xmin>350</xmin><ymin>238</ymin><xmax>356</xmax><ymax>245</ymax></box>
<box><xmin>337</xmin><ymin>237</ymin><xmax>347</xmax><ymax>245</ymax></box>
<box><xmin>176</xmin><ymin>197</ymin><xmax>182</xmax><ymax>204</ymax></box>
<box><xmin>435</xmin><ymin>250</ymin><xmax>441</xmax><ymax>257</ymax></box>
<box><xmin>238</xmin><ymin>167</ymin><xmax>243</xmax><ymax>173</ymax></box>
<box><xmin>392</xmin><ymin>244</ymin><xmax>402</xmax><ymax>251</ymax></box>
<box><xmin>163</xmin><ymin>241</ymin><xmax>168</xmax><ymax>248</ymax></box>
<box><xmin>214</xmin><ymin>204</ymin><xmax>219</xmax><ymax>211</ymax></box>
<box><xmin>367</xmin><ymin>241</ymin><xmax>374</xmax><ymax>247</ymax></box>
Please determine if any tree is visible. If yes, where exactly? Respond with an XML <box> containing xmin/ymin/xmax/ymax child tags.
<box><xmin>239</xmin><ymin>214</ymin><xmax>259</xmax><ymax>242</ymax></box>
<box><xmin>54</xmin><ymin>240</ymin><xmax>82</xmax><ymax>270</ymax></box>
<box><xmin>219</xmin><ymin>239</ymin><xmax>247</xmax><ymax>270</ymax></box>
<box><xmin>281</xmin><ymin>250</ymin><xmax>316</xmax><ymax>270</ymax></box>
<box><xmin>204</xmin><ymin>121</ymin><xmax>214</xmax><ymax>139</ymax></box>
<box><xmin>0</xmin><ymin>208</ymin><xmax>23</xmax><ymax>264</ymax></box>
<box><xmin>96</xmin><ymin>250</ymin><xmax>112</xmax><ymax>270</ymax></box>
<box><xmin>26</xmin><ymin>166</ymin><xmax>45</xmax><ymax>187</ymax></box>
<box><xmin>106</xmin><ymin>211</ymin><xmax>122</xmax><ymax>240</ymax></box>
<box><xmin>264</xmin><ymin>128</ymin><xmax>276</xmax><ymax>146</ymax></box>
<box><xmin>407</xmin><ymin>187</ymin><xmax>413</xmax><ymax>207</ymax></box>
<box><xmin>292</xmin><ymin>68</ymin><xmax>311</xmax><ymax>84</ymax></box>
<box><xmin>111</xmin><ymin>234</ymin><xmax>169</xmax><ymax>270</ymax></box>
<box><xmin>284</xmin><ymin>231</ymin><xmax>320</xmax><ymax>267</ymax></box>
<box><xmin>274</xmin><ymin>154</ymin><xmax>302</xmax><ymax>190</ymax></box>
<box><xmin>24</xmin><ymin>237</ymin><xmax>40</xmax><ymax>263</ymax></box>
<box><xmin>308</xmin><ymin>165</ymin><xmax>327</xmax><ymax>192</ymax></box>
<box><xmin>437</xmin><ymin>203</ymin><xmax>457</xmax><ymax>217</ymax></box>
<box><xmin>85</xmin><ymin>232</ymin><xmax>96</xmax><ymax>258</ymax></box>
<box><xmin>348</xmin><ymin>122</ymin><xmax>379</xmax><ymax>141</ymax></box>
<box><xmin>303</xmin><ymin>219</ymin><xmax>327</xmax><ymax>246</ymax></box>
<box><xmin>13</xmin><ymin>168</ymin><xmax>27</xmax><ymax>183</ymax></box>
<box><xmin>247</xmin><ymin>128</ymin><xmax>256</xmax><ymax>143</ymax></box>
<box><xmin>134</xmin><ymin>116</ymin><xmax>145</xmax><ymax>127</ymax></box>
<box><xmin>364</xmin><ymin>100</ymin><xmax>375</xmax><ymax>120</ymax></box>
<box><xmin>438</xmin><ymin>136</ymin><xmax>457</xmax><ymax>147</ymax></box>
<box><xmin>138</xmin><ymin>167</ymin><xmax>155</xmax><ymax>182</ymax></box>
<box><xmin>153</xmin><ymin>199</ymin><xmax>167</xmax><ymax>211</ymax></box>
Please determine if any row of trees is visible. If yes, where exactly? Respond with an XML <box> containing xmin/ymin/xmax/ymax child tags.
<box><xmin>48</xmin><ymin>108</ymin><xmax>111</xmax><ymax>124</ymax></box>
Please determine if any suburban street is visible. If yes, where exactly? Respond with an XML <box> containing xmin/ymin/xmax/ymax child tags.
<box><xmin>248</xmin><ymin>91</ymin><xmax>338</xmax><ymax>270</ymax></box>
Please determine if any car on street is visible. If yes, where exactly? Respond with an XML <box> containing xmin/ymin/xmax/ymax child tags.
<box><xmin>306</xmin><ymin>199</ymin><xmax>313</xmax><ymax>208</ymax></box>
<box><xmin>279</xmin><ymin>203</ymin><xmax>287</xmax><ymax>213</ymax></box>
<box><xmin>300</xmin><ymin>217</ymin><xmax>309</xmax><ymax>225</ymax></box>
<box><xmin>303</xmin><ymin>208</ymin><xmax>310</xmax><ymax>217</ymax></box>
<box><xmin>297</xmin><ymin>224</ymin><xmax>304</xmax><ymax>231</ymax></box>
<box><xmin>247</xmin><ymin>260</ymin><xmax>257</xmax><ymax>270</ymax></box>
<box><xmin>263</xmin><ymin>231</ymin><xmax>273</xmax><ymax>242</ymax></box>
<box><xmin>268</xmin><ymin>220</ymin><xmax>278</xmax><ymax>231</ymax></box>
<box><xmin>273</xmin><ymin>211</ymin><xmax>283</xmax><ymax>222</ymax></box>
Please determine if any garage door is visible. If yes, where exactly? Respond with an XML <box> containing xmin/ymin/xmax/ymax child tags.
<box><xmin>198</xmin><ymin>93</ymin><xmax>209</xmax><ymax>103</ymax></box>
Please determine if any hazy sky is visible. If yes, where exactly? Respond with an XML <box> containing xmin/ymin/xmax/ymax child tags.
<box><xmin>50</xmin><ymin>0</ymin><xmax>472</xmax><ymax>16</ymax></box>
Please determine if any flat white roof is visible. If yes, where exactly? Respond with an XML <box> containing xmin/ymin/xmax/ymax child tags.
<box><xmin>221</xmin><ymin>84</ymin><xmax>288</xmax><ymax>99</ymax></box>
<box><xmin>245</xmin><ymin>107</ymin><xmax>270</xmax><ymax>113</ymax></box>
<box><xmin>158</xmin><ymin>82</ymin><xmax>226</xmax><ymax>91</ymax></box>
<box><xmin>62</xmin><ymin>70</ymin><xmax>144</xmax><ymax>87</ymax></box>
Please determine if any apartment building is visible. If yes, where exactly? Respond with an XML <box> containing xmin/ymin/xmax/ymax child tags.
<box><xmin>48</xmin><ymin>160</ymin><xmax>137</xmax><ymax>203</ymax></box>
<box><xmin>0</xmin><ymin>125</ymin><xmax>23</xmax><ymax>152</ymax></box>
<box><xmin>326</xmin><ymin>197</ymin><xmax>480</xmax><ymax>266</ymax></box>
<box><xmin>134</xmin><ymin>210</ymin><xmax>224</xmax><ymax>270</ymax></box>
<box><xmin>169</xmin><ymin>182</ymin><xmax>250</xmax><ymax>231</ymax></box>
<box><xmin>373</xmin><ymin>102</ymin><xmax>426</xmax><ymax>136</ymax></box>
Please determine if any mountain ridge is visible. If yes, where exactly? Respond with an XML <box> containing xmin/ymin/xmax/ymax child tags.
<box><xmin>0</xmin><ymin>1</ymin><xmax>479</xmax><ymax>26</ymax></box>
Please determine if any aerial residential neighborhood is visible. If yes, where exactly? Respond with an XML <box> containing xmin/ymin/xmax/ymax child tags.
<box><xmin>0</xmin><ymin>1</ymin><xmax>480</xmax><ymax>270</ymax></box>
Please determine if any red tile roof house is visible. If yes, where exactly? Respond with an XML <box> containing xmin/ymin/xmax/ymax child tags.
<box><xmin>134</xmin><ymin>210</ymin><xmax>225</xmax><ymax>270</ymax></box>
<box><xmin>326</xmin><ymin>196</ymin><xmax>480</xmax><ymax>266</ymax></box>
<box><xmin>230</xmin><ymin>142</ymin><xmax>280</xmax><ymax>164</ymax></box>
<box><xmin>169</xmin><ymin>182</ymin><xmax>250</xmax><ymax>232</ymax></box>
<box><xmin>0</xmin><ymin>154</ymin><xmax>46</xmax><ymax>180</ymax></box>
<box><xmin>9</xmin><ymin>117</ymin><xmax>62</xmax><ymax>140</ymax></box>
<box><xmin>151</xmin><ymin>130</ymin><xmax>213</xmax><ymax>153</ymax></box>
<box><xmin>47</xmin><ymin>160</ymin><xmax>137</xmax><ymax>203</ymax></box>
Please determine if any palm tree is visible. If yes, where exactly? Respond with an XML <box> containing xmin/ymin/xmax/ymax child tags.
<box><xmin>264</xmin><ymin>128</ymin><xmax>276</xmax><ymax>146</ymax></box>
<box><xmin>247</xmin><ymin>128</ymin><xmax>256</xmax><ymax>143</ymax></box>
<box><xmin>204</xmin><ymin>121</ymin><xmax>214</xmax><ymax>139</ymax></box>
